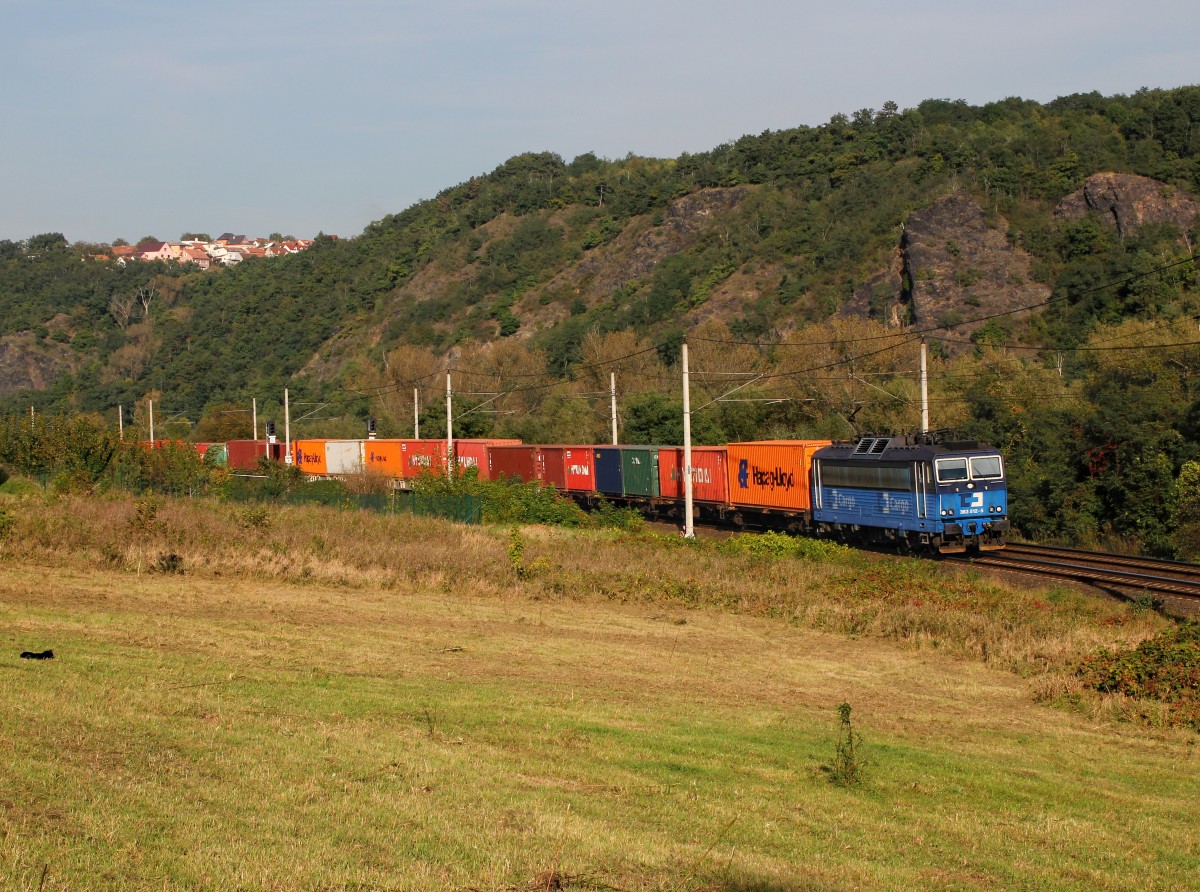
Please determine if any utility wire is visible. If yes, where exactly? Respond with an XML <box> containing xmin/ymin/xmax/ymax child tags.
<box><xmin>345</xmin><ymin>253</ymin><xmax>1198</xmax><ymax>409</ymax></box>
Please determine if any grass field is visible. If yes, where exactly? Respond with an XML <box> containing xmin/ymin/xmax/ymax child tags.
<box><xmin>1</xmin><ymin>492</ymin><xmax>1197</xmax><ymax>890</ymax></box>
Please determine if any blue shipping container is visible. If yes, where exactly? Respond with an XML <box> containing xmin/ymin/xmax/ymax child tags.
<box><xmin>593</xmin><ymin>447</ymin><xmax>624</xmax><ymax>495</ymax></box>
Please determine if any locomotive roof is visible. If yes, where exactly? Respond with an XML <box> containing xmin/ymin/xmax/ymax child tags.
<box><xmin>814</xmin><ymin>436</ymin><xmax>999</xmax><ymax>462</ymax></box>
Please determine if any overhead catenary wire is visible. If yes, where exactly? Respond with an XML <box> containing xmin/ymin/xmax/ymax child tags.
<box><xmin>339</xmin><ymin>251</ymin><xmax>1198</xmax><ymax>421</ymax></box>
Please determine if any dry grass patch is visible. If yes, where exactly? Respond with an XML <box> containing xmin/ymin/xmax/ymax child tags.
<box><xmin>1</xmin><ymin>563</ymin><xmax>1197</xmax><ymax>891</ymax></box>
<box><xmin>0</xmin><ymin>494</ymin><xmax>1174</xmax><ymax>686</ymax></box>
<box><xmin>0</xmin><ymin>493</ymin><xmax>1196</xmax><ymax>889</ymax></box>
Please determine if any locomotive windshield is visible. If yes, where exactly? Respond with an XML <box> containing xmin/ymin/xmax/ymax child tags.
<box><xmin>935</xmin><ymin>455</ymin><xmax>1004</xmax><ymax>483</ymax></box>
<box><xmin>970</xmin><ymin>455</ymin><xmax>1004</xmax><ymax>480</ymax></box>
<box><xmin>935</xmin><ymin>458</ymin><xmax>968</xmax><ymax>482</ymax></box>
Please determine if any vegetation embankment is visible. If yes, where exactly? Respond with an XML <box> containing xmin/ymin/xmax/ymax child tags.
<box><xmin>4</xmin><ymin>88</ymin><xmax>1200</xmax><ymax>559</ymax></box>
<box><xmin>0</xmin><ymin>482</ymin><xmax>1190</xmax><ymax>727</ymax></box>
<box><xmin>1</xmin><ymin>487</ymin><xmax>1198</xmax><ymax>890</ymax></box>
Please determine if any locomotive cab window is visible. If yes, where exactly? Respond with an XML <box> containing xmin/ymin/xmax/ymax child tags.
<box><xmin>969</xmin><ymin>455</ymin><xmax>1004</xmax><ymax>480</ymax></box>
<box><xmin>935</xmin><ymin>458</ymin><xmax>968</xmax><ymax>483</ymax></box>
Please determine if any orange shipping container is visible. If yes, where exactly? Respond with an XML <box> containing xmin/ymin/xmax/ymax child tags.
<box><xmin>293</xmin><ymin>440</ymin><xmax>364</xmax><ymax>475</ymax></box>
<box><xmin>363</xmin><ymin>440</ymin><xmax>405</xmax><ymax>478</ymax></box>
<box><xmin>658</xmin><ymin>446</ymin><xmax>729</xmax><ymax>503</ymax></box>
<box><xmin>293</xmin><ymin>439</ymin><xmax>331</xmax><ymax>475</ymax></box>
<box><xmin>725</xmin><ymin>440</ymin><xmax>831</xmax><ymax>512</ymax></box>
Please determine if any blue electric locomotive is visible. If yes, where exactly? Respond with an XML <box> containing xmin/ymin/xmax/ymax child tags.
<box><xmin>810</xmin><ymin>435</ymin><xmax>1009</xmax><ymax>553</ymax></box>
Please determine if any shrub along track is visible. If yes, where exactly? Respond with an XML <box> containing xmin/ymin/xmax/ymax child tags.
<box><xmin>948</xmin><ymin>542</ymin><xmax>1200</xmax><ymax>617</ymax></box>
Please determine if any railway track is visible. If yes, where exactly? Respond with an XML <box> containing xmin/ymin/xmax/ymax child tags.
<box><xmin>948</xmin><ymin>542</ymin><xmax>1200</xmax><ymax>616</ymax></box>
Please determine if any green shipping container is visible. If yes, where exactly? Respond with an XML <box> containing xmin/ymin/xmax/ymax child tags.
<box><xmin>203</xmin><ymin>443</ymin><xmax>228</xmax><ymax>466</ymax></box>
<box><xmin>620</xmin><ymin>446</ymin><xmax>660</xmax><ymax>497</ymax></box>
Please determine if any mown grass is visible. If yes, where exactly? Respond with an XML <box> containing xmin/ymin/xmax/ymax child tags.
<box><xmin>1</xmin><ymin>491</ymin><xmax>1197</xmax><ymax>890</ymax></box>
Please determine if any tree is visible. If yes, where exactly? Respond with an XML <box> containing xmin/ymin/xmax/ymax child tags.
<box><xmin>623</xmin><ymin>392</ymin><xmax>723</xmax><ymax>445</ymax></box>
<box><xmin>25</xmin><ymin>233</ymin><xmax>68</xmax><ymax>252</ymax></box>
<box><xmin>136</xmin><ymin>286</ymin><xmax>157</xmax><ymax>318</ymax></box>
<box><xmin>194</xmin><ymin>402</ymin><xmax>255</xmax><ymax>442</ymax></box>
<box><xmin>108</xmin><ymin>293</ymin><xmax>136</xmax><ymax>331</ymax></box>
<box><xmin>357</xmin><ymin>344</ymin><xmax>441</xmax><ymax>435</ymax></box>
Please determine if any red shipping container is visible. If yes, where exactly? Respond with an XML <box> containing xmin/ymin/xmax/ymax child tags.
<box><xmin>227</xmin><ymin>439</ymin><xmax>285</xmax><ymax>471</ymax></box>
<box><xmin>401</xmin><ymin>440</ymin><xmax>447</xmax><ymax>477</ymax></box>
<box><xmin>658</xmin><ymin>446</ymin><xmax>729</xmax><ymax>503</ymax></box>
<box><xmin>725</xmin><ymin>440</ymin><xmax>831</xmax><ymax>512</ymax></box>
<box><xmin>487</xmin><ymin>445</ymin><xmax>539</xmax><ymax>483</ymax></box>
<box><xmin>454</xmin><ymin>439</ymin><xmax>522</xmax><ymax>477</ymax></box>
<box><xmin>536</xmin><ymin>447</ymin><xmax>568</xmax><ymax>489</ymax></box>
<box><xmin>563</xmin><ymin>447</ymin><xmax>595</xmax><ymax>492</ymax></box>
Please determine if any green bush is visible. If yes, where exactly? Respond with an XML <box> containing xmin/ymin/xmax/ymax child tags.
<box><xmin>588</xmin><ymin>497</ymin><xmax>644</xmax><ymax>531</ymax></box>
<box><xmin>824</xmin><ymin>702</ymin><xmax>867</xmax><ymax>787</ymax></box>
<box><xmin>1077</xmin><ymin>621</ymin><xmax>1200</xmax><ymax>730</ymax></box>
<box><xmin>412</xmin><ymin>470</ymin><xmax>588</xmax><ymax>526</ymax></box>
<box><xmin>718</xmin><ymin>531</ymin><xmax>852</xmax><ymax>561</ymax></box>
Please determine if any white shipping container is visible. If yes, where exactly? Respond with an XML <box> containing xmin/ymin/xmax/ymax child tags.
<box><xmin>325</xmin><ymin>440</ymin><xmax>364</xmax><ymax>475</ymax></box>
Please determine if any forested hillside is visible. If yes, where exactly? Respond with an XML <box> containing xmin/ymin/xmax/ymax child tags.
<box><xmin>2</xmin><ymin>86</ymin><xmax>1200</xmax><ymax>553</ymax></box>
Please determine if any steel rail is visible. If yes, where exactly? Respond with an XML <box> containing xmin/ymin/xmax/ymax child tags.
<box><xmin>1001</xmin><ymin>543</ymin><xmax>1200</xmax><ymax>580</ymax></box>
<box><xmin>950</xmin><ymin>551</ymin><xmax>1200</xmax><ymax>603</ymax></box>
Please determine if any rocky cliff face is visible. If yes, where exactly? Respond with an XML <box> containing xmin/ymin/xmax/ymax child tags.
<box><xmin>0</xmin><ymin>333</ymin><xmax>74</xmax><ymax>398</ymax></box>
<box><xmin>522</xmin><ymin>186</ymin><xmax>751</xmax><ymax>326</ymax></box>
<box><xmin>1055</xmin><ymin>172</ymin><xmax>1200</xmax><ymax>238</ymax></box>
<box><xmin>845</xmin><ymin>192</ymin><xmax>1050</xmax><ymax>344</ymax></box>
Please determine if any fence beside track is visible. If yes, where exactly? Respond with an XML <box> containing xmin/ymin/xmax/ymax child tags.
<box><xmin>222</xmin><ymin>476</ymin><xmax>483</xmax><ymax>525</ymax></box>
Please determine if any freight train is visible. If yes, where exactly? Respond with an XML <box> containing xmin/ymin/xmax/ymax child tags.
<box><xmin>190</xmin><ymin>433</ymin><xmax>1009</xmax><ymax>553</ymax></box>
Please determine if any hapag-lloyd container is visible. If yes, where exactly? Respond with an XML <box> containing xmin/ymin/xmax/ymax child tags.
<box><xmin>293</xmin><ymin>439</ymin><xmax>364</xmax><ymax>475</ymax></box>
<box><xmin>563</xmin><ymin>447</ymin><xmax>595</xmax><ymax>492</ymax></box>
<box><xmin>725</xmin><ymin>440</ymin><xmax>831</xmax><ymax>511</ymax></box>
<box><xmin>364</xmin><ymin>440</ymin><xmax>448</xmax><ymax>479</ymax></box>
<box><xmin>363</xmin><ymin>440</ymin><xmax>404</xmax><ymax>477</ymax></box>
<box><xmin>658</xmin><ymin>446</ymin><xmax>728</xmax><ymax>503</ymax></box>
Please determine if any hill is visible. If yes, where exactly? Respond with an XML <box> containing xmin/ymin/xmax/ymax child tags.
<box><xmin>1</xmin><ymin>86</ymin><xmax>1200</xmax><ymax>552</ymax></box>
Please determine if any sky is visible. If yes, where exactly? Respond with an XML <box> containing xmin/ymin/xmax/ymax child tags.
<box><xmin>1</xmin><ymin>0</ymin><xmax>1197</xmax><ymax>244</ymax></box>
